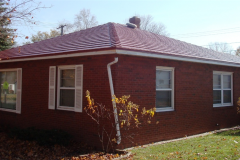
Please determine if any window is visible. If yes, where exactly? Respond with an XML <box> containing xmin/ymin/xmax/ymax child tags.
<box><xmin>48</xmin><ymin>65</ymin><xmax>83</xmax><ymax>112</ymax></box>
<box><xmin>156</xmin><ymin>66</ymin><xmax>174</xmax><ymax>112</ymax></box>
<box><xmin>213</xmin><ymin>71</ymin><xmax>233</xmax><ymax>107</ymax></box>
<box><xmin>0</xmin><ymin>68</ymin><xmax>22</xmax><ymax>114</ymax></box>
<box><xmin>59</xmin><ymin>68</ymin><xmax>75</xmax><ymax>108</ymax></box>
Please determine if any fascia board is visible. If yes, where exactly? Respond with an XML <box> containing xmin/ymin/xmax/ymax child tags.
<box><xmin>0</xmin><ymin>50</ymin><xmax>116</xmax><ymax>63</ymax></box>
<box><xmin>0</xmin><ymin>49</ymin><xmax>240</xmax><ymax>68</ymax></box>
<box><xmin>116</xmin><ymin>50</ymin><xmax>240</xmax><ymax>68</ymax></box>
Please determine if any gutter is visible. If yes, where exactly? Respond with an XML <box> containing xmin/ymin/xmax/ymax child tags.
<box><xmin>107</xmin><ymin>57</ymin><xmax>121</xmax><ymax>144</ymax></box>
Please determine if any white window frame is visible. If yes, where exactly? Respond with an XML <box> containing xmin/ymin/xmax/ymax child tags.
<box><xmin>156</xmin><ymin>66</ymin><xmax>174</xmax><ymax>112</ymax></box>
<box><xmin>0</xmin><ymin>68</ymin><xmax>22</xmax><ymax>114</ymax></box>
<box><xmin>213</xmin><ymin>71</ymin><xmax>233</xmax><ymax>107</ymax></box>
<box><xmin>57</xmin><ymin>65</ymin><xmax>76</xmax><ymax>111</ymax></box>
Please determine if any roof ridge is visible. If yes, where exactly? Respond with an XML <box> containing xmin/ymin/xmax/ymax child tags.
<box><xmin>107</xmin><ymin>22</ymin><xmax>121</xmax><ymax>48</ymax></box>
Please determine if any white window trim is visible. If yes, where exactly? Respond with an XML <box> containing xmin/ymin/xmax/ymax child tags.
<box><xmin>57</xmin><ymin>65</ymin><xmax>76</xmax><ymax>111</ymax></box>
<box><xmin>213</xmin><ymin>71</ymin><xmax>233</xmax><ymax>107</ymax></box>
<box><xmin>0</xmin><ymin>68</ymin><xmax>22</xmax><ymax>114</ymax></box>
<box><xmin>156</xmin><ymin>66</ymin><xmax>174</xmax><ymax>112</ymax></box>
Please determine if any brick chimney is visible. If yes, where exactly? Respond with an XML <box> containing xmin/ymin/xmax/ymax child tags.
<box><xmin>129</xmin><ymin>16</ymin><xmax>140</xmax><ymax>28</ymax></box>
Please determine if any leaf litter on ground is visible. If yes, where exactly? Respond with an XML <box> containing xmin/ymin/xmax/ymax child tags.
<box><xmin>0</xmin><ymin>131</ymin><xmax>128</xmax><ymax>160</ymax></box>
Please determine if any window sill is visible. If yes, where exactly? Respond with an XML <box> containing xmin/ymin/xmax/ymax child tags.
<box><xmin>57</xmin><ymin>106</ymin><xmax>75</xmax><ymax>112</ymax></box>
<box><xmin>156</xmin><ymin>108</ymin><xmax>174</xmax><ymax>112</ymax></box>
<box><xmin>213</xmin><ymin>105</ymin><xmax>234</xmax><ymax>110</ymax></box>
<box><xmin>213</xmin><ymin>104</ymin><xmax>233</xmax><ymax>108</ymax></box>
<box><xmin>0</xmin><ymin>108</ymin><xmax>18</xmax><ymax>114</ymax></box>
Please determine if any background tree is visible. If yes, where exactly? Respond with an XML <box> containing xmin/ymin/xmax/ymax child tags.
<box><xmin>0</xmin><ymin>0</ymin><xmax>15</xmax><ymax>51</ymax></box>
<box><xmin>73</xmin><ymin>9</ymin><xmax>98</xmax><ymax>31</ymax></box>
<box><xmin>235</xmin><ymin>46</ymin><xmax>240</xmax><ymax>56</ymax></box>
<box><xmin>25</xmin><ymin>29</ymin><xmax>59</xmax><ymax>44</ymax></box>
<box><xmin>57</xmin><ymin>20</ymin><xmax>74</xmax><ymax>34</ymax></box>
<box><xmin>54</xmin><ymin>9</ymin><xmax>98</xmax><ymax>35</ymax></box>
<box><xmin>135</xmin><ymin>14</ymin><xmax>169</xmax><ymax>36</ymax></box>
<box><xmin>0</xmin><ymin>0</ymin><xmax>48</xmax><ymax>49</ymax></box>
<box><xmin>208</xmin><ymin>42</ymin><xmax>233</xmax><ymax>54</ymax></box>
<box><xmin>23</xmin><ymin>8</ymin><xmax>97</xmax><ymax>45</ymax></box>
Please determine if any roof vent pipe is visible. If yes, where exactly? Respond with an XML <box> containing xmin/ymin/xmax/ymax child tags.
<box><xmin>126</xmin><ymin>23</ymin><xmax>137</xmax><ymax>28</ymax></box>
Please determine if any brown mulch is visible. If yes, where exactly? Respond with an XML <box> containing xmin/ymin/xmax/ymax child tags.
<box><xmin>0</xmin><ymin>132</ymin><xmax>129</xmax><ymax>160</ymax></box>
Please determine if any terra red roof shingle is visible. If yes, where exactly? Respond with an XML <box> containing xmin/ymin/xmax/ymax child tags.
<box><xmin>1</xmin><ymin>22</ymin><xmax>240</xmax><ymax>65</ymax></box>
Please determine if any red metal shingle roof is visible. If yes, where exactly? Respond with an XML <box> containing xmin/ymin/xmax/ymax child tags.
<box><xmin>1</xmin><ymin>22</ymin><xmax>240</xmax><ymax>65</ymax></box>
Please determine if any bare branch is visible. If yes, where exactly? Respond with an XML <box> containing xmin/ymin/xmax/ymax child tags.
<box><xmin>1</xmin><ymin>0</ymin><xmax>49</xmax><ymax>25</ymax></box>
<box><xmin>0</xmin><ymin>0</ymin><xmax>50</xmax><ymax>50</ymax></box>
<box><xmin>73</xmin><ymin>9</ymin><xmax>98</xmax><ymax>31</ymax></box>
<box><xmin>208</xmin><ymin>42</ymin><xmax>233</xmax><ymax>54</ymax></box>
<box><xmin>135</xmin><ymin>14</ymin><xmax>169</xmax><ymax>36</ymax></box>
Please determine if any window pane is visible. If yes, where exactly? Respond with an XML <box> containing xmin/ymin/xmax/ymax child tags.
<box><xmin>156</xmin><ymin>91</ymin><xmax>171</xmax><ymax>108</ymax></box>
<box><xmin>213</xmin><ymin>74</ymin><xmax>221</xmax><ymax>89</ymax></box>
<box><xmin>223</xmin><ymin>75</ymin><xmax>231</xmax><ymax>89</ymax></box>
<box><xmin>60</xmin><ymin>89</ymin><xmax>75</xmax><ymax>107</ymax></box>
<box><xmin>0</xmin><ymin>71</ymin><xmax>17</xmax><ymax>110</ymax></box>
<box><xmin>213</xmin><ymin>90</ymin><xmax>221</xmax><ymax>104</ymax></box>
<box><xmin>61</xmin><ymin>69</ymin><xmax>75</xmax><ymax>87</ymax></box>
<box><xmin>223</xmin><ymin>90</ymin><xmax>231</xmax><ymax>103</ymax></box>
<box><xmin>156</xmin><ymin>70</ymin><xmax>171</xmax><ymax>89</ymax></box>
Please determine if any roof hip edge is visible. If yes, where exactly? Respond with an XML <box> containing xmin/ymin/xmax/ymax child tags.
<box><xmin>108</xmin><ymin>23</ymin><xmax>121</xmax><ymax>48</ymax></box>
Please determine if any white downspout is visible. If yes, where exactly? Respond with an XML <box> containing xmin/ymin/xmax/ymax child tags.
<box><xmin>107</xmin><ymin>57</ymin><xmax>121</xmax><ymax>144</ymax></box>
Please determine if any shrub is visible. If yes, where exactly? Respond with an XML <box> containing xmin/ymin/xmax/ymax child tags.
<box><xmin>237</xmin><ymin>98</ymin><xmax>240</xmax><ymax>114</ymax></box>
<box><xmin>85</xmin><ymin>90</ymin><xmax>157</xmax><ymax>152</ymax></box>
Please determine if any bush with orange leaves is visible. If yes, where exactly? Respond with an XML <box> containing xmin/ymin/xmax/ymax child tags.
<box><xmin>85</xmin><ymin>90</ymin><xmax>157</xmax><ymax>153</ymax></box>
<box><xmin>237</xmin><ymin>98</ymin><xmax>240</xmax><ymax>114</ymax></box>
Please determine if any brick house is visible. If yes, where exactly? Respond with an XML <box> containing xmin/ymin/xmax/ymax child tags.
<box><xmin>0</xmin><ymin>17</ymin><xmax>240</xmax><ymax>148</ymax></box>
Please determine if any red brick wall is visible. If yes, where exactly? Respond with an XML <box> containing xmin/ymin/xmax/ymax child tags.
<box><xmin>114</xmin><ymin>55</ymin><xmax>240</xmax><ymax>148</ymax></box>
<box><xmin>0</xmin><ymin>53</ymin><xmax>239</xmax><ymax>149</ymax></box>
<box><xmin>0</xmin><ymin>54</ymin><xmax>117</xmax><ymax>148</ymax></box>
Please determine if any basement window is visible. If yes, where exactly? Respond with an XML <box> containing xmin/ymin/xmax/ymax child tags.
<box><xmin>156</xmin><ymin>66</ymin><xmax>174</xmax><ymax>112</ymax></box>
<box><xmin>213</xmin><ymin>71</ymin><xmax>233</xmax><ymax>107</ymax></box>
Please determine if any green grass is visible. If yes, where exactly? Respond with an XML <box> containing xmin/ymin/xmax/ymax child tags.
<box><xmin>130</xmin><ymin>129</ymin><xmax>240</xmax><ymax>159</ymax></box>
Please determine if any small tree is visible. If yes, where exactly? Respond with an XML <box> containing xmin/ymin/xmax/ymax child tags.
<box><xmin>0</xmin><ymin>0</ymin><xmax>15</xmax><ymax>51</ymax></box>
<box><xmin>0</xmin><ymin>0</ymin><xmax>49</xmax><ymax>45</ymax></box>
<box><xmin>85</xmin><ymin>90</ymin><xmax>157</xmax><ymax>152</ymax></box>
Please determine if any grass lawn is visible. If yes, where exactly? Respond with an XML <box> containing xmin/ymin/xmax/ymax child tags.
<box><xmin>130</xmin><ymin>128</ymin><xmax>240</xmax><ymax>160</ymax></box>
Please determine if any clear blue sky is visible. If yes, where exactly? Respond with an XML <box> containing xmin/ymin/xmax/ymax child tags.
<box><xmin>14</xmin><ymin>0</ymin><xmax>240</xmax><ymax>52</ymax></box>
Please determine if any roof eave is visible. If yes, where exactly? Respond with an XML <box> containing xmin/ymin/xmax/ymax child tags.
<box><xmin>0</xmin><ymin>48</ymin><xmax>117</xmax><ymax>63</ymax></box>
<box><xmin>116</xmin><ymin>49</ymin><xmax>240</xmax><ymax>68</ymax></box>
<box><xmin>0</xmin><ymin>48</ymin><xmax>239</xmax><ymax>68</ymax></box>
